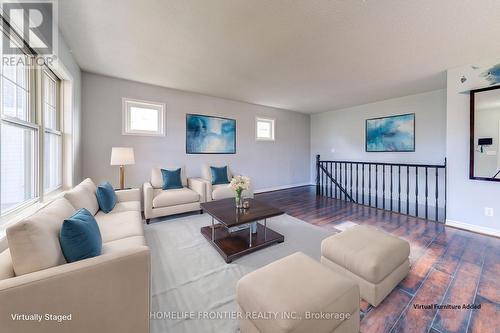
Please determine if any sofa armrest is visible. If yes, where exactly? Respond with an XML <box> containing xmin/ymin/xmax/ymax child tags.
<box><xmin>195</xmin><ymin>178</ymin><xmax>213</xmax><ymax>201</ymax></box>
<box><xmin>0</xmin><ymin>246</ymin><xmax>150</xmax><ymax>333</ymax></box>
<box><xmin>188</xmin><ymin>178</ymin><xmax>207</xmax><ymax>203</ymax></box>
<box><xmin>143</xmin><ymin>182</ymin><xmax>154</xmax><ymax>219</ymax></box>
<box><xmin>115</xmin><ymin>188</ymin><xmax>140</xmax><ymax>202</ymax></box>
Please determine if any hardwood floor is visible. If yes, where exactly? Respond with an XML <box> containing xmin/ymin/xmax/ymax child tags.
<box><xmin>256</xmin><ymin>185</ymin><xmax>500</xmax><ymax>333</ymax></box>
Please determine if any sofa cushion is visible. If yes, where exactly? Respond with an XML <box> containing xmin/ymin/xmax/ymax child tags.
<box><xmin>237</xmin><ymin>252</ymin><xmax>359</xmax><ymax>333</ymax></box>
<box><xmin>0</xmin><ymin>249</ymin><xmax>15</xmax><ymax>279</ymax></box>
<box><xmin>95</xmin><ymin>201</ymin><xmax>141</xmax><ymax>216</ymax></box>
<box><xmin>161</xmin><ymin>168</ymin><xmax>183</xmax><ymax>190</ymax></box>
<box><xmin>96</xmin><ymin>181</ymin><xmax>117</xmax><ymax>213</ymax></box>
<box><xmin>64</xmin><ymin>178</ymin><xmax>99</xmax><ymax>215</ymax></box>
<box><xmin>211</xmin><ymin>184</ymin><xmax>234</xmax><ymax>200</ymax></box>
<box><xmin>102</xmin><ymin>236</ymin><xmax>146</xmax><ymax>254</ymax></box>
<box><xmin>6</xmin><ymin>198</ymin><xmax>75</xmax><ymax>276</ymax></box>
<box><xmin>151</xmin><ymin>167</ymin><xmax>187</xmax><ymax>188</ymax></box>
<box><xmin>60</xmin><ymin>208</ymin><xmax>102</xmax><ymax>263</ymax></box>
<box><xmin>152</xmin><ymin>188</ymin><xmax>200</xmax><ymax>208</ymax></box>
<box><xmin>95</xmin><ymin>211</ymin><xmax>144</xmax><ymax>243</ymax></box>
<box><xmin>321</xmin><ymin>225</ymin><xmax>410</xmax><ymax>283</ymax></box>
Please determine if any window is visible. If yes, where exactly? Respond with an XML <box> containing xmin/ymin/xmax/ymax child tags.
<box><xmin>0</xmin><ymin>35</ymin><xmax>63</xmax><ymax>216</ymax></box>
<box><xmin>43</xmin><ymin>69</ymin><xmax>62</xmax><ymax>193</ymax></box>
<box><xmin>256</xmin><ymin>117</ymin><xmax>275</xmax><ymax>141</ymax></box>
<box><xmin>122</xmin><ymin>98</ymin><xmax>165</xmax><ymax>136</ymax></box>
<box><xmin>0</xmin><ymin>53</ymin><xmax>38</xmax><ymax>214</ymax></box>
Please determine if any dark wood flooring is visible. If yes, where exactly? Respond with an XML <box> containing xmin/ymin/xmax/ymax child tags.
<box><xmin>256</xmin><ymin>185</ymin><xmax>499</xmax><ymax>333</ymax></box>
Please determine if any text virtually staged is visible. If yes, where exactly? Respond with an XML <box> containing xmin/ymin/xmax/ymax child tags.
<box><xmin>0</xmin><ymin>1</ymin><xmax>499</xmax><ymax>333</ymax></box>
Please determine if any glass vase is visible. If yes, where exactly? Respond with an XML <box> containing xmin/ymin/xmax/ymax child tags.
<box><xmin>235</xmin><ymin>193</ymin><xmax>243</xmax><ymax>209</ymax></box>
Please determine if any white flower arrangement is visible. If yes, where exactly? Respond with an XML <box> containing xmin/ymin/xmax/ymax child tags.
<box><xmin>229</xmin><ymin>175</ymin><xmax>251</xmax><ymax>193</ymax></box>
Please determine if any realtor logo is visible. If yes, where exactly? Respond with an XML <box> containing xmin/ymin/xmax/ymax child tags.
<box><xmin>1</xmin><ymin>1</ymin><xmax>55</xmax><ymax>55</ymax></box>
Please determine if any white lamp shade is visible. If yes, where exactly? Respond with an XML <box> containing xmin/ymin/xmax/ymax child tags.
<box><xmin>110</xmin><ymin>147</ymin><xmax>135</xmax><ymax>165</ymax></box>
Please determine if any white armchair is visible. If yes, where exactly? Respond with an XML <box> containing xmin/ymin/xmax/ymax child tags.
<box><xmin>196</xmin><ymin>164</ymin><xmax>254</xmax><ymax>201</ymax></box>
<box><xmin>143</xmin><ymin>167</ymin><xmax>206</xmax><ymax>223</ymax></box>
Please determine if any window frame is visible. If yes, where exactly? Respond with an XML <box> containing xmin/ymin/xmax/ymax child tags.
<box><xmin>255</xmin><ymin>116</ymin><xmax>276</xmax><ymax>141</ymax></box>
<box><xmin>41</xmin><ymin>68</ymin><xmax>63</xmax><ymax>194</ymax></box>
<box><xmin>122</xmin><ymin>98</ymin><xmax>166</xmax><ymax>137</ymax></box>
<box><xmin>0</xmin><ymin>45</ymin><xmax>40</xmax><ymax>216</ymax></box>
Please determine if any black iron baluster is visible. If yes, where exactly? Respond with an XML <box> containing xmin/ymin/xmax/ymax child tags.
<box><xmin>316</xmin><ymin>155</ymin><xmax>320</xmax><ymax>195</ymax></box>
<box><xmin>382</xmin><ymin>165</ymin><xmax>386</xmax><ymax>210</ymax></box>
<box><xmin>425</xmin><ymin>167</ymin><xmax>428</xmax><ymax>220</ymax></box>
<box><xmin>375</xmin><ymin>164</ymin><xmax>378</xmax><ymax>208</ymax></box>
<box><xmin>321</xmin><ymin>162</ymin><xmax>324</xmax><ymax>196</ymax></box>
<box><xmin>339</xmin><ymin>163</ymin><xmax>343</xmax><ymax>201</ymax></box>
<box><xmin>415</xmin><ymin>167</ymin><xmax>419</xmax><ymax>217</ymax></box>
<box><xmin>398</xmin><ymin>165</ymin><xmax>401</xmax><ymax>213</ymax></box>
<box><xmin>406</xmin><ymin>166</ymin><xmax>409</xmax><ymax>214</ymax></box>
<box><xmin>435</xmin><ymin>167</ymin><xmax>439</xmax><ymax>221</ymax></box>
<box><xmin>334</xmin><ymin>162</ymin><xmax>338</xmax><ymax>198</ymax></box>
<box><xmin>362</xmin><ymin>164</ymin><xmax>365</xmax><ymax>205</ymax></box>
<box><xmin>350</xmin><ymin>163</ymin><xmax>353</xmax><ymax>200</ymax></box>
<box><xmin>356</xmin><ymin>163</ymin><xmax>359</xmax><ymax>203</ymax></box>
<box><xmin>368</xmin><ymin>164</ymin><xmax>372</xmax><ymax>206</ymax></box>
<box><xmin>329</xmin><ymin>162</ymin><xmax>333</xmax><ymax>198</ymax></box>
<box><xmin>344</xmin><ymin>162</ymin><xmax>348</xmax><ymax>201</ymax></box>
<box><xmin>390</xmin><ymin>165</ymin><xmax>393</xmax><ymax>211</ymax></box>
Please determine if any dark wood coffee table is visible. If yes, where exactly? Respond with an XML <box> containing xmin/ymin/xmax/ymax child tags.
<box><xmin>200</xmin><ymin>198</ymin><xmax>285</xmax><ymax>263</ymax></box>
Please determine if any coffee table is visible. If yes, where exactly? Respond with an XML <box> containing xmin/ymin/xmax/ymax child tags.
<box><xmin>200</xmin><ymin>198</ymin><xmax>285</xmax><ymax>263</ymax></box>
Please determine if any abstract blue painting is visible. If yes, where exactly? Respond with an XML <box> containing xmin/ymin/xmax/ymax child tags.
<box><xmin>482</xmin><ymin>63</ymin><xmax>500</xmax><ymax>86</ymax></box>
<box><xmin>186</xmin><ymin>114</ymin><xmax>236</xmax><ymax>154</ymax></box>
<box><xmin>366</xmin><ymin>113</ymin><xmax>415</xmax><ymax>152</ymax></box>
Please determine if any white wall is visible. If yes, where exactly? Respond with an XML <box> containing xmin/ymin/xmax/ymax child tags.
<box><xmin>81</xmin><ymin>73</ymin><xmax>310</xmax><ymax>191</ymax></box>
<box><xmin>446</xmin><ymin>59</ymin><xmax>500</xmax><ymax>236</ymax></box>
<box><xmin>310</xmin><ymin>89</ymin><xmax>447</xmax><ymax>181</ymax></box>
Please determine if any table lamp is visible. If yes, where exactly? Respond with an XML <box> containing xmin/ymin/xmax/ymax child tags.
<box><xmin>110</xmin><ymin>147</ymin><xmax>135</xmax><ymax>190</ymax></box>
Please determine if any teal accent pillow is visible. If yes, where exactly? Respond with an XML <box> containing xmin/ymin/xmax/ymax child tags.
<box><xmin>210</xmin><ymin>166</ymin><xmax>229</xmax><ymax>185</ymax></box>
<box><xmin>96</xmin><ymin>181</ymin><xmax>116</xmax><ymax>213</ymax></box>
<box><xmin>60</xmin><ymin>208</ymin><xmax>102</xmax><ymax>263</ymax></box>
<box><xmin>161</xmin><ymin>168</ymin><xmax>183</xmax><ymax>190</ymax></box>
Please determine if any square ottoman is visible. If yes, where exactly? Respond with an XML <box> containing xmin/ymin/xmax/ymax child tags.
<box><xmin>321</xmin><ymin>225</ymin><xmax>410</xmax><ymax>307</ymax></box>
<box><xmin>236</xmin><ymin>252</ymin><xmax>359</xmax><ymax>333</ymax></box>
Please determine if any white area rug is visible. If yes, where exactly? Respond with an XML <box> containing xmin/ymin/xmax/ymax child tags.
<box><xmin>144</xmin><ymin>213</ymin><xmax>335</xmax><ymax>333</ymax></box>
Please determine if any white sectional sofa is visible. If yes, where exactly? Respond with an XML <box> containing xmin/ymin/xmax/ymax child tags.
<box><xmin>0</xmin><ymin>178</ymin><xmax>150</xmax><ymax>333</ymax></box>
<box><xmin>143</xmin><ymin>167</ymin><xmax>206</xmax><ymax>222</ymax></box>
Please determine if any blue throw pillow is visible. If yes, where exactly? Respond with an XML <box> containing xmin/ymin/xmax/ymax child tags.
<box><xmin>96</xmin><ymin>181</ymin><xmax>116</xmax><ymax>213</ymax></box>
<box><xmin>60</xmin><ymin>208</ymin><xmax>102</xmax><ymax>263</ymax></box>
<box><xmin>210</xmin><ymin>166</ymin><xmax>229</xmax><ymax>185</ymax></box>
<box><xmin>161</xmin><ymin>168</ymin><xmax>183</xmax><ymax>190</ymax></box>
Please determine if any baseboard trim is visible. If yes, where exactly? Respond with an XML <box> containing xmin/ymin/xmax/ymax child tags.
<box><xmin>446</xmin><ymin>219</ymin><xmax>500</xmax><ymax>238</ymax></box>
<box><xmin>254</xmin><ymin>183</ymin><xmax>314</xmax><ymax>194</ymax></box>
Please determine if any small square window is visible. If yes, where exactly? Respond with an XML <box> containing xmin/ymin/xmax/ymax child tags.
<box><xmin>256</xmin><ymin>117</ymin><xmax>275</xmax><ymax>141</ymax></box>
<box><xmin>122</xmin><ymin>98</ymin><xmax>165</xmax><ymax>136</ymax></box>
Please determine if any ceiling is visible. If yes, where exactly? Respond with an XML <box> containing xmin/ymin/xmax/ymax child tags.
<box><xmin>59</xmin><ymin>0</ymin><xmax>500</xmax><ymax>114</ymax></box>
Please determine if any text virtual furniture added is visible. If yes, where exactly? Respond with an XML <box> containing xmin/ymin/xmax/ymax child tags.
<box><xmin>200</xmin><ymin>198</ymin><xmax>284</xmax><ymax>263</ymax></box>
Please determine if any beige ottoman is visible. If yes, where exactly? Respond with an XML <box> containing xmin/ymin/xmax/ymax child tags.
<box><xmin>236</xmin><ymin>252</ymin><xmax>359</xmax><ymax>333</ymax></box>
<box><xmin>321</xmin><ymin>225</ymin><xmax>410</xmax><ymax>307</ymax></box>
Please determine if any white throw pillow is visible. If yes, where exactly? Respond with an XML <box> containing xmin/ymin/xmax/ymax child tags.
<box><xmin>64</xmin><ymin>178</ymin><xmax>99</xmax><ymax>215</ymax></box>
<box><xmin>6</xmin><ymin>198</ymin><xmax>75</xmax><ymax>276</ymax></box>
